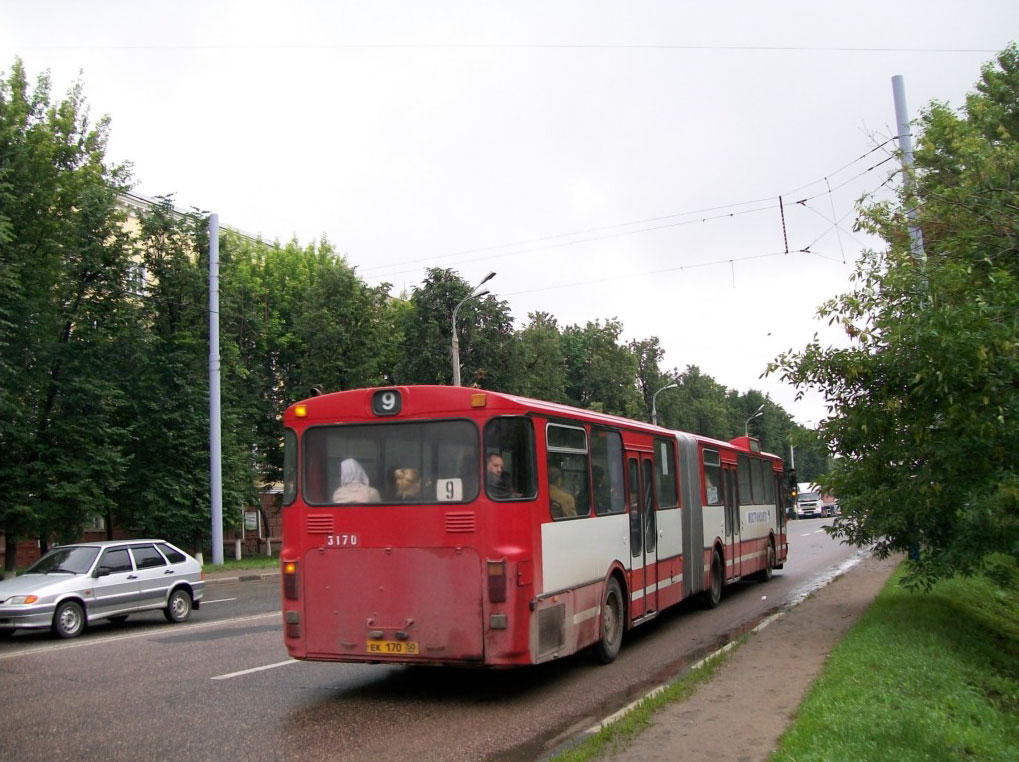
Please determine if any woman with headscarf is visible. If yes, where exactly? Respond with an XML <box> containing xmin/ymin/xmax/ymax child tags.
<box><xmin>332</xmin><ymin>458</ymin><xmax>382</xmax><ymax>503</ymax></box>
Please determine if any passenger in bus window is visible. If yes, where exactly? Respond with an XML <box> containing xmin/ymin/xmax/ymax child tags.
<box><xmin>486</xmin><ymin>452</ymin><xmax>512</xmax><ymax>499</ymax></box>
<box><xmin>393</xmin><ymin>467</ymin><xmax>422</xmax><ymax>501</ymax></box>
<box><xmin>548</xmin><ymin>465</ymin><xmax>577</xmax><ymax>518</ymax></box>
<box><xmin>332</xmin><ymin>458</ymin><xmax>382</xmax><ymax>503</ymax></box>
<box><xmin>589</xmin><ymin>466</ymin><xmax>611</xmax><ymax>511</ymax></box>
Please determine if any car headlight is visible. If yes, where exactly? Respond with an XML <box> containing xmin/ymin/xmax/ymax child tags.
<box><xmin>5</xmin><ymin>595</ymin><xmax>39</xmax><ymax>605</ymax></box>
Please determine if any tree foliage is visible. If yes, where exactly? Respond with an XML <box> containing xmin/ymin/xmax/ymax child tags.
<box><xmin>561</xmin><ymin>319</ymin><xmax>642</xmax><ymax>416</ymax></box>
<box><xmin>772</xmin><ymin>45</ymin><xmax>1019</xmax><ymax>587</ymax></box>
<box><xmin>395</xmin><ymin>267</ymin><xmax>515</xmax><ymax>387</ymax></box>
<box><xmin>0</xmin><ymin>60</ymin><xmax>135</xmax><ymax>563</ymax></box>
<box><xmin>514</xmin><ymin>312</ymin><xmax>568</xmax><ymax>401</ymax></box>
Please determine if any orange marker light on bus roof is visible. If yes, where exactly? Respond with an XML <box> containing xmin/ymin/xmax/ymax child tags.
<box><xmin>471</xmin><ymin>393</ymin><xmax>487</xmax><ymax>408</ymax></box>
<box><xmin>294</xmin><ymin>404</ymin><xmax>308</xmax><ymax>418</ymax></box>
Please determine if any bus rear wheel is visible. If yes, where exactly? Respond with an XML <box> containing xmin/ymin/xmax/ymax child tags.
<box><xmin>704</xmin><ymin>550</ymin><xmax>723</xmax><ymax>609</ymax></box>
<box><xmin>757</xmin><ymin>541</ymin><xmax>776</xmax><ymax>582</ymax></box>
<box><xmin>594</xmin><ymin>577</ymin><xmax>624</xmax><ymax>663</ymax></box>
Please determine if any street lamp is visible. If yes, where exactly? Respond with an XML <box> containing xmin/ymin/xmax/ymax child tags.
<box><xmin>745</xmin><ymin>404</ymin><xmax>764</xmax><ymax>436</ymax></box>
<box><xmin>451</xmin><ymin>271</ymin><xmax>496</xmax><ymax>386</ymax></box>
<box><xmin>651</xmin><ymin>379</ymin><xmax>679</xmax><ymax>427</ymax></box>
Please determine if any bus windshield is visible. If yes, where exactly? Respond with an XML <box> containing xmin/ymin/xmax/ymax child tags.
<box><xmin>302</xmin><ymin>420</ymin><xmax>479</xmax><ymax>505</ymax></box>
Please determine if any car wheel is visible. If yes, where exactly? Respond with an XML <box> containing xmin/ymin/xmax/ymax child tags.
<box><xmin>704</xmin><ymin>550</ymin><xmax>723</xmax><ymax>609</ymax></box>
<box><xmin>164</xmin><ymin>589</ymin><xmax>192</xmax><ymax>623</ymax></box>
<box><xmin>53</xmin><ymin>600</ymin><xmax>86</xmax><ymax>639</ymax></box>
<box><xmin>0</xmin><ymin>629</ymin><xmax>14</xmax><ymax>640</ymax></box>
<box><xmin>593</xmin><ymin>577</ymin><xmax>624</xmax><ymax>663</ymax></box>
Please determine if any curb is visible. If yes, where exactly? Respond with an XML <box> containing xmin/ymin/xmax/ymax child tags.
<box><xmin>205</xmin><ymin>570</ymin><xmax>279</xmax><ymax>585</ymax></box>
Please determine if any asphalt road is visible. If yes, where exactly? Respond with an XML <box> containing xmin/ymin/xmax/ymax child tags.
<box><xmin>0</xmin><ymin>518</ymin><xmax>857</xmax><ymax>762</ymax></box>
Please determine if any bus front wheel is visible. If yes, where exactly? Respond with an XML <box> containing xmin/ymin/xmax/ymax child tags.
<box><xmin>594</xmin><ymin>577</ymin><xmax>624</xmax><ymax>663</ymax></box>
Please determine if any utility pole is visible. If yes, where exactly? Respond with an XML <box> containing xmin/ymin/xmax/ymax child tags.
<box><xmin>892</xmin><ymin>75</ymin><xmax>926</xmax><ymax>264</ymax></box>
<box><xmin>209</xmin><ymin>214</ymin><xmax>224</xmax><ymax>565</ymax></box>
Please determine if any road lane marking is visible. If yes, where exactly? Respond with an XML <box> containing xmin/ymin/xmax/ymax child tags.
<box><xmin>212</xmin><ymin>659</ymin><xmax>298</xmax><ymax>680</ymax></box>
<box><xmin>203</xmin><ymin>597</ymin><xmax>238</xmax><ymax>604</ymax></box>
<box><xmin>0</xmin><ymin>612</ymin><xmax>278</xmax><ymax>661</ymax></box>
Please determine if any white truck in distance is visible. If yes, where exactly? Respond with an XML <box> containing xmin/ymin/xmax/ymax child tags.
<box><xmin>795</xmin><ymin>482</ymin><xmax>823</xmax><ymax>519</ymax></box>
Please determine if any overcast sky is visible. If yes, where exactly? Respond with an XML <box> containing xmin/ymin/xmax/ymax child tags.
<box><xmin>4</xmin><ymin>2</ymin><xmax>1017</xmax><ymax>426</ymax></box>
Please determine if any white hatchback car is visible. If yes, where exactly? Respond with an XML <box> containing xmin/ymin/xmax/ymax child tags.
<box><xmin>0</xmin><ymin>540</ymin><xmax>204</xmax><ymax>639</ymax></box>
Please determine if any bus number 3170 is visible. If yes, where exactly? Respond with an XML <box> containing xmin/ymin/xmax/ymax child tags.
<box><xmin>326</xmin><ymin>534</ymin><xmax>359</xmax><ymax>547</ymax></box>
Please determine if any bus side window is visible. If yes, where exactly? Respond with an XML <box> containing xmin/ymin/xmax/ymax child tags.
<box><xmin>590</xmin><ymin>428</ymin><xmax>625</xmax><ymax>515</ymax></box>
<box><xmin>654</xmin><ymin>437</ymin><xmax>678</xmax><ymax>509</ymax></box>
<box><xmin>546</xmin><ymin>423</ymin><xmax>590</xmax><ymax>520</ymax></box>
<box><xmin>702</xmin><ymin>449</ymin><xmax>722</xmax><ymax>506</ymax></box>
<box><xmin>627</xmin><ymin>458</ymin><xmax>642</xmax><ymax>554</ymax></box>
<box><xmin>738</xmin><ymin>455</ymin><xmax>752</xmax><ymax>507</ymax></box>
<box><xmin>484</xmin><ymin>417</ymin><xmax>537</xmax><ymax>501</ymax></box>
<box><xmin>547</xmin><ymin>458</ymin><xmax>576</xmax><ymax>518</ymax></box>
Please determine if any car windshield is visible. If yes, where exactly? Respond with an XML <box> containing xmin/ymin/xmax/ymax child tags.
<box><xmin>25</xmin><ymin>546</ymin><xmax>100</xmax><ymax>575</ymax></box>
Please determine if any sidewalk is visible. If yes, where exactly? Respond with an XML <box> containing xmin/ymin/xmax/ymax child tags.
<box><xmin>592</xmin><ymin>551</ymin><xmax>901</xmax><ymax>762</ymax></box>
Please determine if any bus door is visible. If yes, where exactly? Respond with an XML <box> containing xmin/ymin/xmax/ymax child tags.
<box><xmin>723</xmin><ymin>465</ymin><xmax>741</xmax><ymax>578</ymax></box>
<box><xmin>627</xmin><ymin>456</ymin><xmax>659</xmax><ymax>621</ymax></box>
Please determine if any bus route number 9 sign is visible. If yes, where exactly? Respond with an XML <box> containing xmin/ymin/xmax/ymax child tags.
<box><xmin>372</xmin><ymin>389</ymin><xmax>402</xmax><ymax>417</ymax></box>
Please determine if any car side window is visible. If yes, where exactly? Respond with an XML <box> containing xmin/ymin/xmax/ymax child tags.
<box><xmin>132</xmin><ymin>545</ymin><xmax>167</xmax><ymax>569</ymax></box>
<box><xmin>157</xmin><ymin>543</ymin><xmax>187</xmax><ymax>564</ymax></box>
<box><xmin>98</xmin><ymin>548</ymin><xmax>133</xmax><ymax>575</ymax></box>
<box><xmin>133</xmin><ymin>546</ymin><xmax>167</xmax><ymax>570</ymax></box>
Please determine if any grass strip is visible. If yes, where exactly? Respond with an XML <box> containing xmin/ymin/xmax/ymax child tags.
<box><xmin>771</xmin><ymin>561</ymin><xmax>1019</xmax><ymax>761</ymax></box>
<box><xmin>204</xmin><ymin>555</ymin><xmax>280</xmax><ymax>573</ymax></box>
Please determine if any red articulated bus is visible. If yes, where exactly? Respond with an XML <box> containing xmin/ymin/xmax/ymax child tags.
<box><xmin>280</xmin><ymin>385</ymin><xmax>788</xmax><ymax>667</ymax></box>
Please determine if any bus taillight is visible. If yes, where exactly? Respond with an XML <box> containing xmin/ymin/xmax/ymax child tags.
<box><xmin>283</xmin><ymin>560</ymin><xmax>299</xmax><ymax>600</ymax></box>
<box><xmin>487</xmin><ymin>560</ymin><xmax>507</xmax><ymax>602</ymax></box>
<box><xmin>284</xmin><ymin>610</ymin><xmax>300</xmax><ymax>639</ymax></box>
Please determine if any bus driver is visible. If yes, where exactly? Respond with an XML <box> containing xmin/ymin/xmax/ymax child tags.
<box><xmin>486</xmin><ymin>452</ymin><xmax>511</xmax><ymax>498</ymax></box>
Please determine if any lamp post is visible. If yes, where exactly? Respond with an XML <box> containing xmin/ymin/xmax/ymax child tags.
<box><xmin>451</xmin><ymin>271</ymin><xmax>496</xmax><ymax>386</ymax></box>
<box><xmin>745</xmin><ymin>404</ymin><xmax>764</xmax><ymax>436</ymax></box>
<box><xmin>651</xmin><ymin>379</ymin><xmax>679</xmax><ymax>427</ymax></box>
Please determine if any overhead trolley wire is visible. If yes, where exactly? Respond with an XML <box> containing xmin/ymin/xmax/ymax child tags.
<box><xmin>366</xmin><ymin>137</ymin><xmax>902</xmax><ymax>281</ymax></box>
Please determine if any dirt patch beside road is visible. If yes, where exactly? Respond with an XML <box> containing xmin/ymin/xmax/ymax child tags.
<box><xmin>595</xmin><ymin>551</ymin><xmax>901</xmax><ymax>762</ymax></box>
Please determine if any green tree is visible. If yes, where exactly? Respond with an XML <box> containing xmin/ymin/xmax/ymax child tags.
<box><xmin>630</xmin><ymin>336</ymin><xmax>671</xmax><ymax>423</ymax></box>
<box><xmin>0</xmin><ymin>60</ymin><xmax>136</xmax><ymax>570</ymax></box>
<box><xmin>662</xmin><ymin>365</ymin><xmax>730</xmax><ymax>440</ymax></box>
<box><xmin>772</xmin><ymin>45</ymin><xmax>1019</xmax><ymax>587</ymax></box>
<box><xmin>560</xmin><ymin>319</ymin><xmax>642</xmax><ymax>417</ymax></box>
<box><xmin>514</xmin><ymin>312</ymin><xmax>568</xmax><ymax>401</ymax></box>
<box><xmin>395</xmin><ymin>268</ymin><xmax>515</xmax><ymax>388</ymax></box>
<box><xmin>118</xmin><ymin>200</ymin><xmax>220</xmax><ymax>547</ymax></box>
<box><xmin>291</xmin><ymin>245</ymin><xmax>396</xmax><ymax>393</ymax></box>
